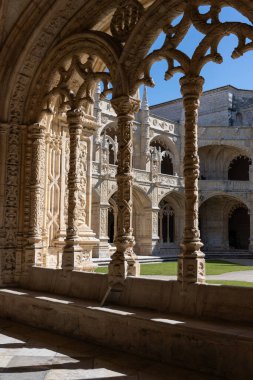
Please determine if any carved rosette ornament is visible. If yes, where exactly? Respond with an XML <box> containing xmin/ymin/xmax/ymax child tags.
<box><xmin>178</xmin><ymin>76</ymin><xmax>205</xmax><ymax>283</ymax></box>
<box><xmin>24</xmin><ymin>123</ymin><xmax>46</xmax><ymax>271</ymax></box>
<box><xmin>108</xmin><ymin>96</ymin><xmax>140</xmax><ymax>289</ymax></box>
<box><xmin>110</xmin><ymin>0</ymin><xmax>144</xmax><ymax>42</ymax></box>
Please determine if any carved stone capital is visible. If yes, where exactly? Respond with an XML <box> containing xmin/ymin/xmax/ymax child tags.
<box><xmin>83</xmin><ymin>114</ymin><xmax>98</xmax><ymax>137</ymax></box>
<box><xmin>111</xmin><ymin>96</ymin><xmax>140</xmax><ymax>117</ymax></box>
<box><xmin>67</xmin><ymin>108</ymin><xmax>85</xmax><ymax>126</ymax></box>
<box><xmin>180</xmin><ymin>76</ymin><xmax>204</xmax><ymax>100</ymax></box>
<box><xmin>29</xmin><ymin>123</ymin><xmax>46</xmax><ymax>139</ymax></box>
<box><xmin>67</xmin><ymin>109</ymin><xmax>97</xmax><ymax>137</ymax></box>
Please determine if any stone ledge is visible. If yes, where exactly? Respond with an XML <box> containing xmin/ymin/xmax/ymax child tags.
<box><xmin>20</xmin><ymin>267</ymin><xmax>253</xmax><ymax>323</ymax></box>
<box><xmin>0</xmin><ymin>288</ymin><xmax>253</xmax><ymax>379</ymax></box>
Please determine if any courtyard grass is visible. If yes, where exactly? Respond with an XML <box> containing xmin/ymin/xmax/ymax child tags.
<box><xmin>95</xmin><ymin>260</ymin><xmax>253</xmax><ymax>276</ymax></box>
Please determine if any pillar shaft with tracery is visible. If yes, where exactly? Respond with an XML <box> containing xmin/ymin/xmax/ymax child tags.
<box><xmin>62</xmin><ymin>108</ymin><xmax>98</xmax><ymax>271</ymax></box>
<box><xmin>24</xmin><ymin>123</ymin><xmax>46</xmax><ymax>273</ymax></box>
<box><xmin>178</xmin><ymin>76</ymin><xmax>205</xmax><ymax>283</ymax></box>
<box><xmin>108</xmin><ymin>96</ymin><xmax>140</xmax><ymax>289</ymax></box>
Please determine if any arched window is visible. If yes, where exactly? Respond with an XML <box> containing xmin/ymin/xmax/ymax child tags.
<box><xmin>158</xmin><ymin>203</ymin><xmax>175</xmax><ymax>243</ymax></box>
<box><xmin>108</xmin><ymin>141</ymin><xmax>115</xmax><ymax>165</ymax></box>
<box><xmin>161</xmin><ymin>151</ymin><xmax>173</xmax><ymax>175</ymax></box>
<box><xmin>235</xmin><ymin>112</ymin><xmax>243</xmax><ymax>126</ymax></box>
<box><xmin>228</xmin><ymin>155</ymin><xmax>251</xmax><ymax>181</ymax></box>
<box><xmin>150</xmin><ymin>141</ymin><xmax>173</xmax><ymax>175</ymax></box>
<box><xmin>101</xmin><ymin>125</ymin><xmax>118</xmax><ymax>165</ymax></box>
<box><xmin>108</xmin><ymin>206</ymin><xmax>115</xmax><ymax>243</ymax></box>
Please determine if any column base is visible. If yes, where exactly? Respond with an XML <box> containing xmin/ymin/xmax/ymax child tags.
<box><xmin>24</xmin><ymin>241</ymin><xmax>44</xmax><ymax>271</ymax></box>
<box><xmin>108</xmin><ymin>247</ymin><xmax>140</xmax><ymax>291</ymax></box>
<box><xmin>62</xmin><ymin>237</ymin><xmax>98</xmax><ymax>272</ymax></box>
<box><xmin>125</xmin><ymin>250</ymin><xmax>140</xmax><ymax>276</ymax></box>
<box><xmin>177</xmin><ymin>252</ymin><xmax>206</xmax><ymax>284</ymax></box>
<box><xmin>108</xmin><ymin>251</ymin><xmax>128</xmax><ymax>291</ymax></box>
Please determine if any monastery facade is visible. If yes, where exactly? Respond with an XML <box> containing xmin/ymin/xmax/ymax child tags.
<box><xmin>43</xmin><ymin>85</ymin><xmax>253</xmax><ymax>268</ymax></box>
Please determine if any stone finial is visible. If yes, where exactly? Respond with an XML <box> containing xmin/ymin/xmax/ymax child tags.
<box><xmin>141</xmin><ymin>86</ymin><xmax>149</xmax><ymax>111</ymax></box>
<box><xmin>96</xmin><ymin>82</ymin><xmax>101</xmax><ymax>97</ymax></box>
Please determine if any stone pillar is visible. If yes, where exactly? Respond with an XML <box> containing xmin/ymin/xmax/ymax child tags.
<box><xmin>25</xmin><ymin>123</ymin><xmax>46</xmax><ymax>272</ymax></box>
<box><xmin>62</xmin><ymin>109</ymin><xmax>98</xmax><ymax>271</ymax></box>
<box><xmin>178</xmin><ymin>76</ymin><xmax>205</xmax><ymax>284</ymax></box>
<box><xmin>108</xmin><ymin>96</ymin><xmax>140</xmax><ymax>289</ymax></box>
<box><xmin>0</xmin><ymin>124</ymin><xmax>8</xmax><ymax>285</ymax></box>
<box><xmin>98</xmin><ymin>204</ymin><xmax>111</xmax><ymax>258</ymax></box>
<box><xmin>249</xmin><ymin>166</ymin><xmax>253</xmax><ymax>253</ymax></box>
<box><xmin>151</xmin><ymin>207</ymin><xmax>160</xmax><ymax>255</ymax></box>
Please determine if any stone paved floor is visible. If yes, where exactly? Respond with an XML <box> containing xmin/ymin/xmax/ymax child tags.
<box><xmin>0</xmin><ymin>318</ymin><xmax>225</xmax><ymax>380</ymax></box>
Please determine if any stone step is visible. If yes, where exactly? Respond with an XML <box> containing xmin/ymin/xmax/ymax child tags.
<box><xmin>0</xmin><ymin>287</ymin><xmax>252</xmax><ymax>379</ymax></box>
<box><xmin>95</xmin><ymin>252</ymin><xmax>253</xmax><ymax>266</ymax></box>
<box><xmin>94</xmin><ymin>256</ymin><xmax>176</xmax><ymax>266</ymax></box>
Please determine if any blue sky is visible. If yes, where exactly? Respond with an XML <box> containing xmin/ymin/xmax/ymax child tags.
<box><xmin>142</xmin><ymin>6</ymin><xmax>253</xmax><ymax>105</ymax></box>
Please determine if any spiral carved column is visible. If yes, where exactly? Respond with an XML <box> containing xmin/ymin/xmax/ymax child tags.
<box><xmin>108</xmin><ymin>96</ymin><xmax>140</xmax><ymax>289</ymax></box>
<box><xmin>62</xmin><ymin>109</ymin><xmax>98</xmax><ymax>271</ymax></box>
<box><xmin>178</xmin><ymin>76</ymin><xmax>206</xmax><ymax>284</ymax></box>
<box><xmin>24</xmin><ymin>123</ymin><xmax>46</xmax><ymax>272</ymax></box>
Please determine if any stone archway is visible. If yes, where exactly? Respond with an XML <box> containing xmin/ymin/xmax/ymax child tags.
<box><xmin>108</xmin><ymin>186</ymin><xmax>152</xmax><ymax>256</ymax></box>
<box><xmin>157</xmin><ymin>191</ymin><xmax>184</xmax><ymax>257</ymax></box>
<box><xmin>229</xmin><ymin>206</ymin><xmax>250</xmax><ymax>249</ymax></box>
<box><xmin>2</xmin><ymin>0</ymin><xmax>253</xmax><ymax>286</ymax></box>
<box><xmin>199</xmin><ymin>195</ymin><xmax>249</xmax><ymax>252</ymax></box>
<box><xmin>199</xmin><ymin>145</ymin><xmax>250</xmax><ymax>180</ymax></box>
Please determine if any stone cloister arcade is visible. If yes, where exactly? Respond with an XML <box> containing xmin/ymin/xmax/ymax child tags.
<box><xmin>1</xmin><ymin>0</ymin><xmax>253</xmax><ymax>288</ymax></box>
<box><xmin>1</xmin><ymin>1</ymin><xmax>253</xmax><ymax>378</ymax></box>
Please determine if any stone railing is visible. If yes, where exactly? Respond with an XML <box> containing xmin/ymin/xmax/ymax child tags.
<box><xmin>92</xmin><ymin>161</ymin><xmax>184</xmax><ymax>189</ymax></box>
<box><xmin>199</xmin><ymin>180</ymin><xmax>250</xmax><ymax>192</ymax></box>
<box><xmin>92</xmin><ymin>161</ymin><xmax>100</xmax><ymax>175</ymax></box>
<box><xmin>157</xmin><ymin>173</ymin><xmax>184</xmax><ymax>187</ymax></box>
<box><xmin>133</xmin><ymin>169</ymin><xmax>150</xmax><ymax>182</ymax></box>
<box><xmin>92</xmin><ymin>163</ymin><xmax>250</xmax><ymax>192</ymax></box>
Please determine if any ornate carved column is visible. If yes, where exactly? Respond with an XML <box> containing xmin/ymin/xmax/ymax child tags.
<box><xmin>178</xmin><ymin>76</ymin><xmax>205</xmax><ymax>283</ymax></box>
<box><xmin>0</xmin><ymin>124</ymin><xmax>8</xmax><ymax>285</ymax></box>
<box><xmin>99</xmin><ymin>204</ymin><xmax>111</xmax><ymax>258</ymax></box>
<box><xmin>108</xmin><ymin>96</ymin><xmax>140</xmax><ymax>289</ymax></box>
<box><xmin>24</xmin><ymin>123</ymin><xmax>46</xmax><ymax>272</ymax></box>
<box><xmin>249</xmin><ymin>166</ymin><xmax>253</xmax><ymax>253</ymax></box>
<box><xmin>62</xmin><ymin>108</ymin><xmax>98</xmax><ymax>271</ymax></box>
<box><xmin>151</xmin><ymin>207</ymin><xmax>160</xmax><ymax>255</ymax></box>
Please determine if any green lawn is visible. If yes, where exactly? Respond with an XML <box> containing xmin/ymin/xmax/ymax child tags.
<box><xmin>96</xmin><ymin>260</ymin><xmax>253</xmax><ymax>276</ymax></box>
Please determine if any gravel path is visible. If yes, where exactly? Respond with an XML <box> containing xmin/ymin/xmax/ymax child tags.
<box><xmin>142</xmin><ymin>270</ymin><xmax>253</xmax><ymax>282</ymax></box>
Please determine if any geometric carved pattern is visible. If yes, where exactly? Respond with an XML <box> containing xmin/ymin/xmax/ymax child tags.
<box><xmin>46</xmin><ymin>131</ymin><xmax>62</xmax><ymax>246</ymax></box>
